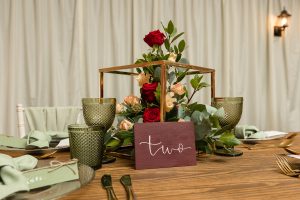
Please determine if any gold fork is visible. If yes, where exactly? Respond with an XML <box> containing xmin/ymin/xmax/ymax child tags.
<box><xmin>275</xmin><ymin>155</ymin><xmax>300</xmax><ymax>177</ymax></box>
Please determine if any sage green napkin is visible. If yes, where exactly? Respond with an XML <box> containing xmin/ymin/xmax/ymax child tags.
<box><xmin>0</xmin><ymin>154</ymin><xmax>38</xmax><ymax>199</ymax></box>
<box><xmin>0</xmin><ymin>130</ymin><xmax>69</xmax><ymax>149</ymax></box>
<box><xmin>234</xmin><ymin>125</ymin><xmax>260</xmax><ymax>139</ymax></box>
<box><xmin>24</xmin><ymin>107</ymin><xmax>81</xmax><ymax>132</ymax></box>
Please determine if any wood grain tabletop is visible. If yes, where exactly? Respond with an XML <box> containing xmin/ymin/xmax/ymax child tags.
<box><xmin>2</xmin><ymin>133</ymin><xmax>300</xmax><ymax>200</ymax></box>
<box><xmin>60</xmin><ymin>132</ymin><xmax>300</xmax><ymax>200</ymax></box>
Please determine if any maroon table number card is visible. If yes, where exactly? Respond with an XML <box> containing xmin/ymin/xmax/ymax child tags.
<box><xmin>134</xmin><ymin>122</ymin><xmax>197</xmax><ymax>170</ymax></box>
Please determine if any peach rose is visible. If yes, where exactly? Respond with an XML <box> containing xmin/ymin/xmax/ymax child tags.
<box><xmin>178</xmin><ymin>118</ymin><xmax>185</xmax><ymax>122</ymax></box>
<box><xmin>116</xmin><ymin>103</ymin><xmax>125</xmax><ymax>114</ymax></box>
<box><xmin>168</xmin><ymin>52</ymin><xmax>177</xmax><ymax>62</ymax></box>
<box><xmin>124</xmin><ymin>95</ymin><xmax>140</xmax><ymax>106</ymax></box>
<box><xmin>165</xmin><ymin>92</ymin><xmax>176</xmax><ymax>112</ymax></box>
<box><xmin>171</xmin><ymin>82</ymin><xmax>185</xmax><ymax>95</ymax></box>
<box><xmin>136</xmin><ymin>73</ymin><xmax>151</xmax><ymax>87</ymax></box>
<box><xmin>119</xmin><ymin>119</ymin><xmax>133</xmax><ymax>130</ymax></box>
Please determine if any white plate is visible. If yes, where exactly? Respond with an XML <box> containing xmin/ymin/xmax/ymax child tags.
<box><xmin>240</xmin><ymin>131</ymin><xmax>288</xmax><ymax>144</ymax></box>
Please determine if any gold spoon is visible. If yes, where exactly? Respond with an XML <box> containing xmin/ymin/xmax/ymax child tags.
<box><xmin>284</xmin><ymin>147</ymin><xmax>300</xmax><ymax>155</ymax></box>
<box><xmin>278</xmin><ymin>133</ymin><xmax>297</xmax><ymax>147</ymax></box>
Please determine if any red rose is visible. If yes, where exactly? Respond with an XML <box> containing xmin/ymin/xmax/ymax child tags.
<box><xmin>143</xmin><ymin>107</ymin><xmax>160</xmax><ymax>122</ymax></box>
<box><xmin>143</xmin><ymin>30</ymin><xmax>165</xmax><ymax>47</ymax></box>
<box><xmin>141</xmin><ymin>82</ymin><xmax>158</xmax><ymax>103</ymax></box>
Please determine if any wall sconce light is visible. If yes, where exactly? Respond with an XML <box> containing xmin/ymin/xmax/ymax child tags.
<box><xmin>274</xmin><ymin>7</ymin><xmax>291</xmax><ymax>37</ymax></box>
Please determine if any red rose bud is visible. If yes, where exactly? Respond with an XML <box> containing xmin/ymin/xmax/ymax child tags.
<box><xmin>143</xmin><ymin>30</ymin><xmax>165</xmax><ymax>47</ymax></box>
<box><xmin>141</xmin><ymin>82</ymin><xmax>158</xmax><ymax>103</ymax></box>
<box><xmin>143</xmin><ymin>107</ymin><xmax>160</xmax><ymax>122</ymax></box>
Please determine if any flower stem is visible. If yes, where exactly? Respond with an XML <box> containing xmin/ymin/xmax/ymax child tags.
<box><xmin>187</xmin><ymin>89</ymin><xmax>197</xmax><ymax>104</ymax></box>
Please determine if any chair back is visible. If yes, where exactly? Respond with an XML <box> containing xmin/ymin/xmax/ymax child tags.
<box><xmin>17</xmin><ymin>104</ymin><xmax>82</xmax><ymax>138</ymax></box>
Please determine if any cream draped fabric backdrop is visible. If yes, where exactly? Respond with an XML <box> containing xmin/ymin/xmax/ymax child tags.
<box><xmin>0</xmin><ymin>0</ymin><xmax>300</xmax><ymax>136</ymax></box>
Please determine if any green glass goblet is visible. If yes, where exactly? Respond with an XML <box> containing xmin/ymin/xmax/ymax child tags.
<box><xmin>212</xmin><ymin>97</ymin><xmax>243</xmax><ymax>156</ymax></box>
<box><xmin>82</xmin><ymin>98</ymin><xmax>116</xmax><ymax>163</ymax></box>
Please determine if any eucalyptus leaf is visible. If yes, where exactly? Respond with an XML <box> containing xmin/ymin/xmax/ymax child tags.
<box><xmin>183</xmin><ymin>116</ymin><xmax>191</xmax><ymax>121</ymax></box>
<box><xmin>154</xmin><ymin>67</ymin><xmax>161</xmax><ymax>80</ymax></box>
<box><xmin>213</xmin><ymin>107</ymin><xmax>225</xmax><ymax>118</ymax></box>
<box><xmin>204</xmin><ymin>105</ymin><xmax>218</xmax><ymax>115</ymax></box>
<box><xmin>177</xmin><ymin>104</ymin><xmax>186</xmax><ymax>119</ymax></box>
<box><xmin>194</xmin><ymin>119</ymin><xmax>212</xmax><ymax>140</ymax></box>
<box><xmin>168</xmin><ymin>71</ymin><xmax>176</xmax><ymax>84</ymax></box>
<box><xmin>106</xmin><ymin>138</ymin><xmax>122</xmax><ymax>151</ymax></box>
<box><xmin>219</xmin><ymin>131</ymin><xmax>241</xmax><ymax>147</ymax></box>
<box><xmin>213</xmin><ymin>124</ymin><xmax>235</xmax><ymax>136</ymax></box>
<box><xmin>191</xmin><ymin>110</ymin><xmax>201</xmax><ymax>122</ymax></box>
<box><xmin>188</xmin><ymin>103</ymin><xmax>206</xmax><ymax>113</ymax></box>
<box><xmin>114</xmin><ymin>130</ymin><xmax>134</xmax><ymax>140</ymax></box>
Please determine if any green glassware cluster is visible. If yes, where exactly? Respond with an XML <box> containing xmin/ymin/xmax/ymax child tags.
<box><xmin>68</xmin><ymin>98</ymin><xmax>116</xmax><ymax>169</ymax></box>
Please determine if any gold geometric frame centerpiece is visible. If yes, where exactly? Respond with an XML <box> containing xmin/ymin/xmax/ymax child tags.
<box><xmin>99</xmin><ymin>60</ymin><xmax>215</xmax><ymax>122</ymax></box>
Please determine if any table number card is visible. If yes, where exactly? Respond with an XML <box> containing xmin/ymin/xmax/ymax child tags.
<box><xmin>134</xmin><ymin>122</ymin><xmax>197</xmax><ymax>170</ymax></box>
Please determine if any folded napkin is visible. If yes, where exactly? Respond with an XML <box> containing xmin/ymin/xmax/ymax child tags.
<box><xmin>0</xmin><ymin>130</ymin><xmax>69</xmax><ymax>149</ymax></box>
<box><xmin>0</xmin><ymin>154</ymin><xmax>38</xmax><ymax>199</ymax></box>
<box><xmin>234</xmin><ymin>125</ymin><xmax>288</xmax><ymax>139</ymax></box>
<box><xmin>234</xmin><ymin>125</ymin><xmax>260</xmax><ymax>139</ymax></box>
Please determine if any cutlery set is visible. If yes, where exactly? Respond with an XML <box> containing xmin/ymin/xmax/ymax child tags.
<box><xmin>101</xmin><ymin>174</ymin><xmax>136</xmax><ymax>200</ymax></box>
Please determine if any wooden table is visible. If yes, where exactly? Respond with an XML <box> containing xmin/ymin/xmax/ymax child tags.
<box><xmin>1</xmin><ymin>134</ymin><xmax>300</xmax><ymax>200</ymax></box>
<box><xmin>59</xmin><ymin>134</ymin><xmax>300</xmax><ymax>200</ymax></box>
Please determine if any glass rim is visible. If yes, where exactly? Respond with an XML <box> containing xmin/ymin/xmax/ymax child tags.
<box><xmin>82</xmin><ymin>98</ymin><xmax>116</xmax><ymax>104</ymax></box>
<box><xmin>212</xmin><ymin>97</ymin><xmax>243</xmax><ymax>102</ymax></box>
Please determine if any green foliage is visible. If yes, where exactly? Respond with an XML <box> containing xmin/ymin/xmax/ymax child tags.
<box><xmin>154</xmin><ymin>83</ymin><xmax>161</xmax><ymax>103</ymax></box>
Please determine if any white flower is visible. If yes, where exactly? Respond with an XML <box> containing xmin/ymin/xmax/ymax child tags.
<box><xmin>168</xmin><ymin>52</ymin><xmax>177</xmax><ymax>62</ymax></box>
<box><xmin>171</xmin><ymin>82</ymin><xmax>185</xmax><ymax>95</ymax></box>
<box><xmin>136</xmin><ymin>73</ymin><xmax>151</xmax><ymax>87</ymax></box>
<box><xmin>124</xmin><ymin>95</ymin><xmax>140</xmax><ymax>106</ymax></box>
<box><xmin>178</xmin><ymin>118</ymin><xmax>185</xmax><ymax>122</ymax></box>
<box><xmin>119</xmin><ymin>119</ymin><xmax>134</xmax><ymax>130</ymax></box>
<box><xmin>116</xmin><ymin>103</ymin><xmax>126</xmax><ymax>114</ymax></box>
<box><xmin>165</xmin><ymin>92</ymin><xmax>176</xmax><ymax>112</ymax></box>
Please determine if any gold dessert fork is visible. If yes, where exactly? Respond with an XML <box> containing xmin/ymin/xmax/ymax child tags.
<box><xmin>275</xmin><ymin>155</ymin><xmax>300</xmax><ymax>177</ymax></box>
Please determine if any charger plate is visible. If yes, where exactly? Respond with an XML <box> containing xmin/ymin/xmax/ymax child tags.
<box><xmin>7</xmin><ymin>164</ymin><xmax>95</xmax><ymax>200</ymax></box>
<box><xmin>0</xmin><ymin>145</ymin><xmax>69</xmax><ymax>156</ymax></box>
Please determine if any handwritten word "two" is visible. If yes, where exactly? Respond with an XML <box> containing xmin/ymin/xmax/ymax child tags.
<box><xmin>139</xmin><ymin>135</ymin><xmax>192</xmax><ymax>156</ymax></box>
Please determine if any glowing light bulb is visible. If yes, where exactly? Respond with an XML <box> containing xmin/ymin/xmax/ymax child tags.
<box><xmin>281</xmin><ymin>18</ymin><xmax>288</xmax><ymax>27</ymax></box>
